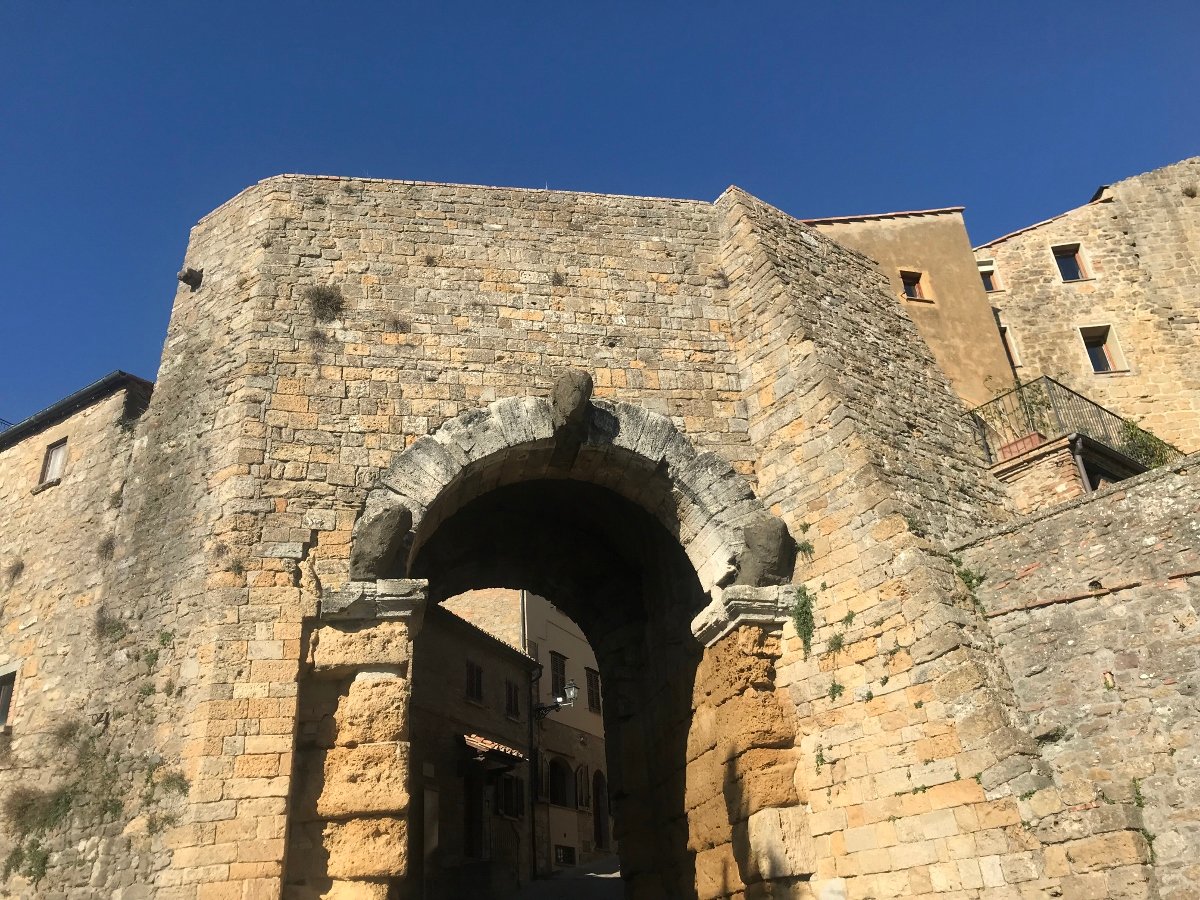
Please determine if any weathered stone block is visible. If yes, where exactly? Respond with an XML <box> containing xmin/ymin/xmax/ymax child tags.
<box><xmin>320</xmin><ymin>880</ymin><xmax>390</xmax><ymax>900</ymax></box>
<box><xmin>334</xmin><ymin>674</ymin><xmax>410</xmax><ymax>745</ymax></box>
<box><xmin>317</xmin><ymin>743</ymin><xmax>411</xmax><ymax>818</ymax></box>
<box><xmin>311</xmin><ymin>621</ymin><xmax>411</xmax><ymax>675</ymax></box>
<box><xmin>324</xmin><ymin>816</ymin><xmax>408</xmax><ymax>878</ymax></box>
<box><xmin>746</xmin><ymin>806</ymin><xmax>816</xmax><ymax>883</ymax></box>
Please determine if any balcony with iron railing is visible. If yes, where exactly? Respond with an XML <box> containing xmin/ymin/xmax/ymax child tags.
<box><xmin>967</xmin><ymin>377</ymin><xmax>1183</xmax><ymax>470</ymax></box>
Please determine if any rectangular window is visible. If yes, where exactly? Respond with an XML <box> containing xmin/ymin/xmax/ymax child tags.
<box><xmin>496</xmin><ymin>774</ymin><xmax>525</xmax><ymax>818</ymax></box>
<box><xmin>900</xmin><ymin>270</ymin><xmax>928</xmax><ymax>300</ymax></box>
<box><xmin>1079</xmin><ymin>324</ymin><xmax>1126</xmax><ymax>373</ymax></box>
<box><xmin>505</xmin><ymin>678</ymin><xmax>521</xmax><ymax>719</ymax></box>
<box><xmin>977</xmin><ymin>259</ymin><xmax>1000</xmax><ymax>292</ymax></box>
<box><xmin>585</xmin><ymin>668</ymin><xmax>602</xmax><ymax>713</ymax></box>
<box><xmin>0</xmin><ymin>672</ymin><xmax>14</xmax><ymax>725</ymax></box>
<box><xmin>554</xmin><ymin>845</ymin><xmax>577</xmax><ymax>866</ymax></box>
<box><xmin>1053</xmin><ymin>244</ymin><xmax>1088</xmax><ymax>282</ymax></box>
<box><xmin>465</xmin><ymin>660</ymin><xmax>483</xmax><ymax>702</ymax></box>
<box><xmin>39</xmin><ymin>439</ymin><xmax>67</xmax><ymax>485</ymax></box>
<box><xmin>550</xmin><ymin>652</ymin><xmax>567</xmax><ymax>701</ymax></box>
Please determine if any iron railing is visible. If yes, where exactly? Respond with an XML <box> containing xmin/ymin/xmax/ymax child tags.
<box><xmin>968</xmin><ymin>376</ymin><xmax>1183</xmax><ymax>469</ymax></box>
<box><xmin>0</xmin><ymin>418</ymin><xmax>13</xmax><ymax>432</ymax></box>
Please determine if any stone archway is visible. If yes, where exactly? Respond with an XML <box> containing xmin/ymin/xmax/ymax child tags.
<box><xmin>286</xmin><ymin>373</ymin><xmax>812</xmax><ymax>900</ymax></box>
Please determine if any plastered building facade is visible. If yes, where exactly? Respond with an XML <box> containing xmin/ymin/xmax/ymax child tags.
<box><xmin>0</xmin><ymin>170</ymin><xmax>1196</xmax><ymax>900</ymax></box>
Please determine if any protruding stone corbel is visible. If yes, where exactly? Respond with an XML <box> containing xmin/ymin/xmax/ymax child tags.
<box><xmin>690</xmin><ymin>584</ymin><xmax>792</xmax><ymax>648</ymax></box>
<box><xmin>348</xmin><ymin>492</ymin><xmax>413</xmax><ymax>580</ymax></box>
<box><xmin>549</xmin><ymin>369</ymin><xmax>593</xmax><ymax>468</ymax></box>
<box><xmin>176</xmin><ymin>266</ymin><xmax>203</xmax><ymax>290</ymax></box>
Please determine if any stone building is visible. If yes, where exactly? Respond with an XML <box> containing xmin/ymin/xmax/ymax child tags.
<box><xmin>0</xmin><ymin>170</ymin><xmax>1197</xmax><ymax>900</ymax></box>
<box><xmin>406</xmin><ymin>604</ymin><xmax>537</xmax><ymax>900</ymax></box>
<box><xmin>973</xmin><ymin>157</ymin><xmax>1200</xmax><ymax>453</ymax></box>
<box><xmin>444</xmin><ymin>589</ymin><xmax>617</xmax><ymax>878</ymax></box>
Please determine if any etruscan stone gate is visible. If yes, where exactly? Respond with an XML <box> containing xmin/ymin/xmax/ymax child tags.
<box><xmin>2</xmin><ymin>175</ymin><xmax>1190</xmax><ymax>900</ymax></box>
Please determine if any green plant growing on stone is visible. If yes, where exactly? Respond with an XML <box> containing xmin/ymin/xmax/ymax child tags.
<box><xmin>159</xmin><ymin>771</ymin><xmax>189</xmax><ymax>796</ymax></box>
<box><xmin>827</xmin><ymin>633</ymin><xmax>845</xmax><ymax>655</ymax></box>
<box><xmin>880</xmin><ymin>674</ymin><xmax>889</xmax><ymax>686</ymax></box>
<box><xmin>792</xmin><ymin>586</ymin><xmax>816</xmax><ymax>660</ymax></box>
<box><xmin>550</xmin><ymin>271</ymin><xmax>566</xmax><ymax>287</ymax></box>
<box><xmin>814</xmin><ymin>747</ymin><xmax>826</xmax><ymax>772</ymax></box>
<box><xmin>304</xmin><ymin>284</ymin><xmax>344</xmax><ymax>323</ymax></box>
<box><xmin>225</xmin><ymin>558</ymin><xmax>246</xmax><ymax>577</ymax></box>
<box><xmin>138</xmin><ymin>683</ymin><xmax>155</xmax><ymax>700</ymax></box>
<box><xmin>1140</xmin><ymin>828</ymin><xmax>1156</xmax><ymax>863</ymax></box>
<box><xmin>1132</xmin><ymin>778</ymin><xmax>1145</xmax><ymax>808</ymax></box>
<box><xmin>143</xmin><ymin>649</ymin><xmax>159</xmax><ymax>670</ymax></box>
<box><xmin>796</xmin><ymin>539</ymin><xmax>814</xmax><ymax>560</ymax></box>
<box><xmin>158</xmin><ymin>630</ymin><xmax>174</xmax><ymax>648</ymax></box>
<box><xmin>842</xmin><ymin>610</ymin><xmax>854</xmax><ymax>626</ymax></box>
<box><xmin>1119</xmin><ymin>419</ymin><xmax>1176</xmax><ymax>468</ymax></box>
<box><xmin>864</xmin><ymin>689</ymin><xmax>874</xmax><ymax>702</ymax></box>
<box><xmin>97</xmin><ymin>536</ymin><xmax>116</xmax><ymax>560</ymax></box>
<box><xmin>914</xmin><ymin>700</ymin><xmax>924</xmax><ymax>709</ymax></box>
<box><xmin>828</xmin><ymin>681</ymin><xmax>844</xmax><ymax>701</ymax></box>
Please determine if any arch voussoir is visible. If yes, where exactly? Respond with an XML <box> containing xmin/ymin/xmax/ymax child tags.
<box><xmin>354</xmin><ymin>380</ymin><xmax>795</xmax><ymax>596</ymax></box>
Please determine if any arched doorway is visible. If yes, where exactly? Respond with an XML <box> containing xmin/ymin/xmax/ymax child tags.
<box><xmin>291</xmin><ymin>377</ymin><xmax>802</xmax><ymax>900</ymax></box>
<box><xmin>409</xmin><ymin>478</ymin><xmax>709</xmax><ymax>897</ymax></box>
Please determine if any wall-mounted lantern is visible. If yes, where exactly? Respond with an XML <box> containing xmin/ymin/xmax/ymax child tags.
<box><xmin>535</xmin><ymin>680</ymin><xmax>578</xmax><ymax>719</ymax></box>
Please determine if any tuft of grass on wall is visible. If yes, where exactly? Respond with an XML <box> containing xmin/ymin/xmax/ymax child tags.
<box><xmin>303</xmin><ymin>285</ymin><xmax>344</xmax><ymax>323</ymax></box>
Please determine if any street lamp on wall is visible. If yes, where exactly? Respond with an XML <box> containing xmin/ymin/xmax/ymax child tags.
<box><xmin>535</xmin><ymin>680</ymin><xmax>578</xmax><ymax>719</ymax></box>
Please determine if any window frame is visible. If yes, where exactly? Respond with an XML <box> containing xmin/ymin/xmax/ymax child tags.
<box><xmin>1052</xmin><ymin>244</ymin><xmax>1090</xmax><ymax>283</ymax></box>
<box><xmin>38</xmin><ymin>438</ymin><xmax>68</xmax><ymax>487</ymax></box>
<box><xmin>585</xmin><ymin>668</ymin><xmax>602</xmax><ymax>713</ymax></box>
<box><xmin>504</xmin><ymin>678</ymin><xmax>521</xmax><ymax>719</ymax></box>
<box><xmin>1078</xmin><ymin>324</ymin><xmax>1128</xmax><ymax>374</ymax></box>
<box><xmin>549</xmin><ymin>651</ymin><xmax>567</xmax><ymax>701</ymax></box>
<box><xmin>465</xmin><ymin>659</ymin><xmax>484</xmax><ymax>703</ymax></box>
<box><xmin>899</xmin><ymin>270</ymin><xmax>932</xmax><ymax>302</ymax></box>
<box><xmin>977</xmin><ymin>259</ymin><xmax>1002</xmax><ymax>293</ymax></box>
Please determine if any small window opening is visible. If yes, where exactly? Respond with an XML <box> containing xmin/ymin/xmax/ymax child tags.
<box><xmin>1053</xmin><ymin>244</ymin><xmax>1088</xmax><ymax>282</ymax></box>
<box><xmin>554</xmin><ymin>845</ymin><xmax>577</xmax><ymax>866</ymax></box>
<box><xmin>1079</xmin><ymin>325</ymin><xmax>1125</xmax><ymax>374</ymax></box>
<box><xmin>550</xmin><ymin>651</ymin><xmax>567</xmax><ymax>701</ymax></box>
<box><xmin>978</xmin><ymin>260</ymin><xmax>1000</xmax><ymax>292</ymax></box>
<box><xmin>39</xmin><ymin>439</ymin><xmax>67</xmax><ymax>485</ymax></box>
<box><xmin>465</xmin><ymin>659</ymin><xmax>483</xmax><ymax>702</ymax></box>
<box><xmin>585</xmin><ymin>667</ymin><xmax>602</xmax><ymax>713</ymax></box>
<box><xmin>504</xmin><ymin>678</ymin><xmax>520</xmax><ymax>719</ymax></box>
<box><xmin>0</xmin><ymin>672</ymin><xmax>15</xmax><ymax>725</ymax></box>
<box><xmin>900</xmin><ymin>270</ymin><xmax>927</xmax><ymax>300</ymax></box>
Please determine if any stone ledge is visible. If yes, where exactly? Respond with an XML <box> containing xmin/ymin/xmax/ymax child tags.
<box><xmin>691</xmin><ymin>585</ymin><xmax>792</xmax><ymax>648</ymax></box>
<box><xmin>319</xmin><ymin>579</ymin><xmax>428</xmax><ymax>624</ymax></box>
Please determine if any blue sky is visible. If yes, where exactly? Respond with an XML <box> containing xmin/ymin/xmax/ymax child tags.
<box><xmin>1</xmin><ymin>2</ymin><xmax>1196</xmax><ymax>422</ymax></box>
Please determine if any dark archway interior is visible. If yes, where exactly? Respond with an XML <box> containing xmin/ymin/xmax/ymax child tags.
<box><xmin>411</xmin><ymin>479</ymin><xmax>708</xmax><ymax>898</ymax></box>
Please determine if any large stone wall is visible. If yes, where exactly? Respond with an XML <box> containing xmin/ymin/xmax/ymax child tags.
<box><xmin>959</xmin><ymin>454</ymin><xmax>1200</xmax><ymax>899</ymax></box>
<box><xmin>2</xmin><ymin>171</ymin><xmax>1194</xmax><ymax>899</ymax></box>
<box><xmin>977</xmin><ymin>157</ymin><xmax>1200</xmax><ymax>451</ymax></box>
